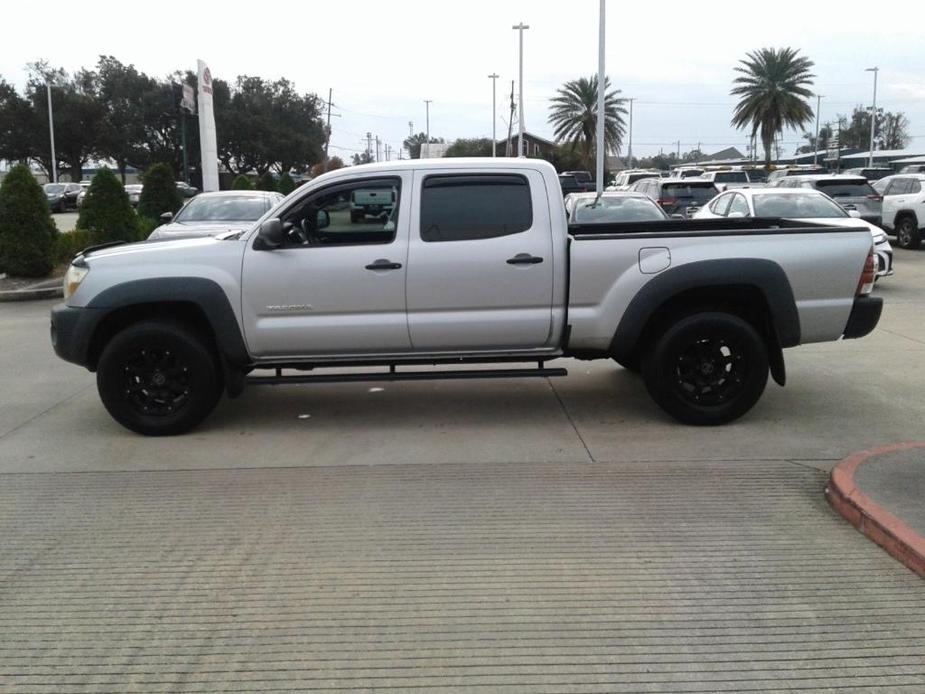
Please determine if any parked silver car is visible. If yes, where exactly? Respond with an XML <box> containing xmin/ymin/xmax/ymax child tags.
<box><xmin>147</xmin><ymin>190</ymin><xmax>284</xmax><ymax>240</ymax></box>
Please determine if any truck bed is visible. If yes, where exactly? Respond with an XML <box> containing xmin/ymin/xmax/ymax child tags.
<box><xmin>568</xmin><ymin>217</ymin><xmax>868</xmax><ymax>238</ymax></box>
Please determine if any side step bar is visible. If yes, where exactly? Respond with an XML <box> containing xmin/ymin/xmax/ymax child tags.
<box><xmin>247</xmin><ymin>364</ymin><xmax>567</xmax><ymax>386</ymax></box>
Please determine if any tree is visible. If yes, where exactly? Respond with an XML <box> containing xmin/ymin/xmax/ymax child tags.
<box><xmin>309</xmin><ymin>156</ymin><xmax>345</xmax><ymax>177</ymax></box>
<box><xmin>548</xmin><ymin>143</ymin><xmax>585</xmax><ymax>172</ymax></box>
<box><xmin>95</xmin><ymin>56</ymin><xmax>153</xmax><ymax>183</ymax></box>
<box><xmin>138</xmin><ymin>163</ymin><xmax>182</xmax><ymax>220</ymax></box>
<box><xmin>445</xmin><ymin>138</ymin><xmax>494</xmax><ymax>157</ymax></box>
<box><xmin>232</xmin><ymin>175</ymin><xmax>254</xmax><ymax>190</ymax></box>
<box><xmin>403</xmin><ymin>132</ymin><xmax>443</xmax><ymax>159</ymax></box>
<box><xmin>796</xmin><ymin>124</ymin><xmax>834</xmax><ymax>154</ymax></box>
<box><xmin>351</xmin><ymin>151</ymin><xmax>375</xmax><ymax>165</ymax></box>
<box><xmin>835</xmin><ymin>106</ymin><xmax>910</xmax><ymax>151</ymax></box>
<box><xmin>548</xmin><ymin>75</ymin><xmax>627</xmax><ymax>172</ymax></box>
<box><xmin>256</xmin><ymin>172</ymin><xmax>277</xmax><ymax>191</ymax></box>
<box><xmin>0</xmin><ymin>78</ymin><xmax>33</xmax><ymax>164</ymax></box>
<box><xmin>278</xmin><ymin>172</ymin><xmax>295</xmax><ymax>195</ymax></box>
<box><xmin>730</xmin><ymin>47</ymin><xmax>815</xmax><ymax>167</ymax></box>
<box><xmin>76</xmin><ymin>167</ymin><xmax>138</xmax><ymax>243</ymax></box>
<box><xmin>0</xmin><ymin>164</ymin><xmax>57</xmax><ymax>276</ymax></box>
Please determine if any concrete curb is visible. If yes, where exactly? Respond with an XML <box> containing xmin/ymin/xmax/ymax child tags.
<box><xmin>826</xmin><ymin>441</ymin><xmax>925</xmax><ymax>578</ymax></box>
<box><xmin>0</xmin><ymin>286</ymin><xmax>62</xmax><ymax>302</ymax></box>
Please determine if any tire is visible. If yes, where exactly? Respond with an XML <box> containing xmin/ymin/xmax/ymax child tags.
<box><xmin>96</xmin><ymin>320</ymin><xmax>222</xmax><ymax>436</ymax></box>
<box><xmin>895</xmin><ymin>215</ymin><xmax>921</xmax><ymax>250</ymax></box>
<box><xmin>642</xmin><ymin>312</ymin><xmax>768</xmax><ymax>426</ymax></box>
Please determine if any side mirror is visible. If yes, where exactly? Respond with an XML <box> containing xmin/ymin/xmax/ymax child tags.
<box><xmin>254</xmin><ymin>218</ymin><xmax>285</xmax><ymax>250</ymax></box>
<box><xmin>316</xmin><ymin>210</ymin><xmax>330</xmax><ymax>229</ymax></box>
<box><xmin>159</xmin><ymin>211</ymin><xmax>173</xmax><ymax>223</ymax></box>
<box><xmin>847</xmin><ymin>209</ymin><xmax>861</xmax><ymax>219</ymax></box>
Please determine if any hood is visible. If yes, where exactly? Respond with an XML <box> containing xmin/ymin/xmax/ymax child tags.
<box><xmin>147</xmin><ymin>220</ymin><xmax>255</xmax><ymax>240</ymax></box>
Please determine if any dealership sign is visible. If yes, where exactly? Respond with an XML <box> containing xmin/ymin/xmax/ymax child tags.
<box><xmin>197</xmin><ymin>59</ymin><xmax>219</xmax><ymax>192</ymax></box>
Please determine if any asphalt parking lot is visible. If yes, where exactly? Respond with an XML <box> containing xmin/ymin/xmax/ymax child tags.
<box><xmin>1</xmin><ymin>247</ymin><xmax>924</xmax><ymax>691</ymax></box>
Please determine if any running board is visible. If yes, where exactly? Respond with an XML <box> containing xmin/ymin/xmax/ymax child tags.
<box><xmin>247</xmin><ymin>364</ymin><xmax>568</xmax><ymax>386</ymax></box>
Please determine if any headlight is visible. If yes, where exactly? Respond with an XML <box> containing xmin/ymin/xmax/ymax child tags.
<box><xmin>63</xmin><ymin>263</ymin><xmax>89</xmax><ymax>300</ymax></box>
<box><xmin>874</xmin><ymin>233</ymin><xmax>887</xmax><ymax>244</ymax></box>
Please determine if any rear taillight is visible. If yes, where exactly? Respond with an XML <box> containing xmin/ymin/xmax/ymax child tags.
<box><xmin>856</xmin><ymin>247</ymin><xmax>877</xmax><ymax>296</ymax></box>
<box><xmin>867</xmin><ymin>194</ymin><xmax>883</xmax><ymax>202</ymax></box>
<box><xmin>657</xmin><ymin>198</ymin><xmax>676</xmax><ymax>207</ymax></box>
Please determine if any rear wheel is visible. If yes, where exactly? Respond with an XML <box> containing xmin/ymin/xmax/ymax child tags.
<box><xmin>643</xmin><ymin>312</ymin><xmax>768</xmax><ymax>425</ymax></box>
<box><xmin>895</xmin><ymin>216</ymin><xmax>921</xmax><ymax>250</ymax></box>
<box><xmin>96</xmin><ymin>320</ymin><xmax>222</xmax><ymax>436</ymax></box>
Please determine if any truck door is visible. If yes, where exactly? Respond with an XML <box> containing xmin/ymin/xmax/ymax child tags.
<box><xmin>240</xmin><ymin>173</ymin><xmax>412</xmax><ymax>358</ymax></box>
<box><xmin>405</xmin><ymin>169</ymin><xmax>554</xmax><ymax>351</ymax></box>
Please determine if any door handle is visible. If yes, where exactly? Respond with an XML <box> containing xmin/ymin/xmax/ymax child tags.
<box><xmin>365</xmin><ymin>259</ymin><xmax>402</xmax><ymax>271</ymax></box>
<box><xmin>506</xmin><ymin>253</ymin><xmax>544</xmax><ymax>265</ymax></box>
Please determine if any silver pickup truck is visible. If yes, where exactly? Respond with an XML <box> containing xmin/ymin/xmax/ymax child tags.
<box><xmin>51</xmin><ymin>159</ymin><xmax>882</xmax><ymax>436</ymax></box>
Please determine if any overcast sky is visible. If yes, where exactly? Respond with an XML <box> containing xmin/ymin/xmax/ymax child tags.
<box><xmin>4</xmin><ymin>0</ymin><xmax>925</xmax><ymax>160</ymax></box>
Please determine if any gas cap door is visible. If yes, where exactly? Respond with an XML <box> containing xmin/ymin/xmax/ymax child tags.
<box><xmin>638</xmin><ymin>247</ymin><xmax>671</xmax><ymax>274</ymax></box>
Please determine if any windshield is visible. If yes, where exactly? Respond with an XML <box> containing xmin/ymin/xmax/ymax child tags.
<box><xmin>753</xmin><ymin>193</ymin><xmax>847</xmax><ymax>218</ymax></box>
<box><xmin>628</xmin><ymin>172</ymin><xmax>659</xmax><ymax>184</ymax></box>
<box><xmin>174</xmin><ymin>195</ymin><xmax>269</xmax><ymax>223</ymax></box>
<box><xmin>815</xmin><ymin>180</ymin><xmax>877</xmax><ymax>198</ymax></box>
<box><xmin>44</xmin><ymin>184</ymin><xmax>65</xmax><ymax>194</ymax></box>
<box><xmin>714</xmin><ymin>171</ymin><xmax>748</xmax><ymax>183</ymax></box>
<box><xmin>573</xmin><ymin>196</ymin><xmax>667</xmax><ymax>223</ymax></box>
<box><xmin>662</xmin><ymin>183</ymin><xmax>716</xmax><ymax>204</ymax></box>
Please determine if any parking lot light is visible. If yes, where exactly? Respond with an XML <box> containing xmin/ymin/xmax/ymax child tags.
<box><xmin>865</xmin><ymin>67</ymin><xmax>879</xmax><ymax>169</ymax></box>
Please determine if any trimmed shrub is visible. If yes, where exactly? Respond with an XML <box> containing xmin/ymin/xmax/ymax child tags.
<box><xmin>137</xmin><ymin>216</ymin><xmax>159</xmax><ymax>240</ymax></box>
<box><xmin>54</xmin><ymin>229</ymin><xmax>96</xmax><ymax>265</ymax></box>
<box><xmin>232</xmin><ymin>175</ymin><xmax>254</xmax><ymax>190</ymax></box>
<box><xmin>138</xmin><ymin>163</ymin><xmax>182</xmax><ymax>221</ymax></box>
<box><xmin>256</xmin><ymin>172</ymin><xmax>277</xmax><ymax>192</ymax></box>
<box><xmin>0</xmin><ymin>164</ymin><xmax>58</xmax><ymax>277</ymax></box>
<box><xmin>278</xmin><ymin>172</ymin><xmax>295</xmax><ymax>195</ymax></box>
<box><xmin>76</xmin><ymin>168</ymin><xmax>139</xmax><ymax>243</ymax></box>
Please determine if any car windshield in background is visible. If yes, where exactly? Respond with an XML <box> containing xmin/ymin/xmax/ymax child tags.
<box><xmin>125</xmin><ymin>185</ymin><xmax>143</xmax><ymax>192</ymax></box>
<box><xmin>44</xmin><ymin>184</ymin><xmax>65</xmax><ymax>193</ymax></box>
<box><xmin>628</xmin><ymin>173</ymin><xmax>659</xmax><ymax>184</ymax></box>
<box><xmin>753</xmin><ymin>193</ymin><xmax>847</xmax><ymax>218</ymax></box>
<box><xmin>570</xmin><ymin>172</ymin><xmax>592</xmax><ymax>183</ymax></box>
<box><xmin>574</xmin><ymin>197</ymin><xmax>666</xmax><ymax>223</ymax></box>
<box><xmin>714</xmin><ymin>171</ymin><xmax>748</xmax><ymax>183</ymax></box>
<box><xmin>814</xmin><ymin>180</ymin><xmax>877</xmax><ymax>198</ymax></box>
<box><xmin>663</xmin><ymin>183</ymin><xmax>716</xmax><ymax>204</ymax></box>
<box><xmin>175</xmin><ymin>196</ymin><xmax>268</xmax><ymax>222</ymax></box>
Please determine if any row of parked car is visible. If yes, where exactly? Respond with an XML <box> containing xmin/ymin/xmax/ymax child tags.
<box><xmin>43</xmin><ymin>180</ymin><xmax>199</xmax><ymax>212</ymax></box>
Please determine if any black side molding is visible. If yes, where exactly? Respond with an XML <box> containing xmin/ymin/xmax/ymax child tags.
<box><xmin>842</xmin><ymin>296</ymin><xmax>883</xmax><ymax>340</ymax></box>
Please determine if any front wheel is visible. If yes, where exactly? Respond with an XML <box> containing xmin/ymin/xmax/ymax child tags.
<box><xmin>643</xmin><ymin>312</ymin><xmax>768</xmax><ymax>426</ymax></box>
<box><xmin>895</xmin><ymin>216</ymin><xmax>921</xmax><ymax>250</ymax></box>
<box><xmin>96</xmin><ymin>320</ymin><xmax>222</xmax><ymax>436</ymax></box>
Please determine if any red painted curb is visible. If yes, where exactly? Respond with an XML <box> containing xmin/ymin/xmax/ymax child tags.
<box><xmin>826</xmin><ymin>442</ymin><xmax>925</xmax><ymax>579</ymax></box>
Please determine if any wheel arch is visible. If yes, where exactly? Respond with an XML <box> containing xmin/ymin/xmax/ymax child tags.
<box><xmin>610</xmin><ymin>259</ymin><xmax>798</xmax><ymax>386</ymax></box>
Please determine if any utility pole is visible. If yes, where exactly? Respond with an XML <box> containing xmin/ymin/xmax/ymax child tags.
<box><xmin>625</xmin><ymin>97</ymin><xmax>634</xmax><ymax>169</ymax></box>
<box><xmin>595</xmin><ymin>0</ymin><xmax>605</xmax><ymax>194</ymax></box>
<box><xmin>488</xmin><ymin>73</ymin><xmax>499</xmax><ymax>157</ymax></box>
<box><xmin>408</xmin><ymin>121</ymin><xmax>413</xmax><ymax>138</ymax></box>
<box><xmin>812</xmin><ymin>94</ymin><xmax>823</xmax><ymax>166</ymax></box>
<box><xmin>424</xmin><ymin>100</ymin><xmax>432</xmax><ymax>142</ymax></box>
<box><xmin>512</xmin><ymin>22</ymin><xmax>529</xmax><ymax>157</ymax></box>
<box><xmin>866</xmin><ymin>67</ymin><xmax>879</xmax><ymax>168</ymax></box>
<box><xmin>375</xmin><ymin>136</ymin><xmax>381</xmax><ymax>163</ymax></box>
<box><xmin>676</xmin><ymin>140</ymin><xmax>681</xmax><ymax>160</ymax></box>
<box><xmin>323</xmin><ymin>87</ymin><xmax>333</xmax><ymax>172</ymax></box>
<box><xmin>45</xmin><ymin>78</ymin><xmax>57</xmax><ymax>183</ymax></box>
<box><xmin>506</xmin><ymin>80</ymin><xmax>515</xmax><ymax>157</ymax></box>
<box><xmin>366</xmin><ymin>132</ymin><xmax>372</xmax><ymax>162</ymax></box>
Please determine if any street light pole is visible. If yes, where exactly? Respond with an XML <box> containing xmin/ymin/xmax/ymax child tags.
<box><xmin>626</xmin><ymin>97</ymin><xmax>634</xmax><ymax>169</ymax></box>
<box><xmin>45</xmin><ymin>79</ymin><xmax>57</xmax><ymax>183</ymax></box>
<box><xmin>488</xmin><ymin>73</ymin><xmax>499</xmax><ymax>157</ymax></box>
<box><xmin>595</xmin><ymin>0</ymin><xmax>606</xmax><ymax>194</ymax></box>
<box><xmin>512</xmin><ymin>22</ymin><xmax>529</xmax><ymax>157</ymax></box>
<box><xmin>813</xmin><ymin>94</ymin><xmax>822</xmax><ymax>166</ymax></box>
<box><xmin>866</xmin><ymin>67</ymin><xmax>879</xmax><ymax>168</ymax></box>
<box><xmin>424</xmin><ymin>100</ymin><xmax>433</xmax><ymax>143</ymax></box>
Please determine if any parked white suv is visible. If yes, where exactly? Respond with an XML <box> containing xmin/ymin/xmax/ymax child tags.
<box><xmin>876</xmin><ymin>174</ymin><xmax>925</xmax><ymax>249</ymax></box>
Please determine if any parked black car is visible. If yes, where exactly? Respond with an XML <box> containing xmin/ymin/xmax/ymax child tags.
<box><xmin>558</xmin><ymin>173</ymin><xmax>594</xmax><ymax>198</ymax></box>
<box><xmin>43</xmin><ymin>182</ymin><xmax>82</xmax><ymax>212</ymax></box>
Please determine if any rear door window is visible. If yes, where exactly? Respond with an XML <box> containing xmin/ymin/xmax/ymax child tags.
<box><xmin>421</xmin><ymin>174</ymin><xmax>532</xmax><ymax>242</ymax></box>
<box><xmin>815</xmin><ymin>180</ymin><xmax>877</xmax><ymax>198</ymax></box>
<box><xmin>910</xmin><ymin>180</ymin><xmax>923</xmax><ymax>195</ymax></box>
<box><xmin>709</xmin><ymin>193</ymin><xmax>733</xmax><ymax>215</ymax></box>
<box><xmin>727</xmin><ymin>194</ymin><xmax>750</xmax><ymax>217</ymax></box>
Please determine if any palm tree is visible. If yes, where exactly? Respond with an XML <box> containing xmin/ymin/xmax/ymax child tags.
<box><xmin>731</xmin><ymin>47</ymin><xmax>815</xmax><ymax>167</ymax></box>
<box><xmin>548</xmin><ymin>76</ymin><xmax>626</xmax><ymax>171</ymax></box>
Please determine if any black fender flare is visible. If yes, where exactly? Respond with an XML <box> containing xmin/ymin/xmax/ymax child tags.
<box><xmin>610</xmin><ymin>259</ymin><xmax>799</xmax><ymax>385</ymax></box>
<box><xmin>87</xmin><ymin>277</ymin><xmax>250</xmax><ymax>395</ymax></box>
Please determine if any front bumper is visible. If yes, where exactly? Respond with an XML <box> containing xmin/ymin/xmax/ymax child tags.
<box><xmin>875</xmin><ymin>245</ymin><xmax>894</xmax><ymax>278</ymax></box>
<box><xmin>50</xmin><ymin>303</ymin><xmax>106</xmax><ymax>369</ymax></box>
<box><xmin>842</xmin><ymin>296</ymin><xmax>883</xmax><ymax>340</ymax></box>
